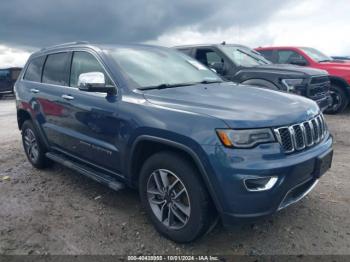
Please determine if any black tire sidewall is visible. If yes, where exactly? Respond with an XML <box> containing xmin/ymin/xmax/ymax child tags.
<box><xmin>326</xmin><ymin>85</ymin><xmax>349</xmax><ymax>114</ymax></box>
<box><xmin>139</xmin><ymin>151</ymin><xmax>213</xmax><ymax>243</ymax></box>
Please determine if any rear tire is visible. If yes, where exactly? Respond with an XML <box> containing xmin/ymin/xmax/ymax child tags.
<box><xmin>21</xmin><ymin>120</ymin><xmax>52</xmax><ymax>169</ymax></box>
<box><xmin>139</xmin><ymin>151</ymin><xmax>216</xmax><ymax>243</ymax></box>
<box><xmin>325</xmin><ymin>84</ymin><xmax>349</xmax><ymax>114</ymax></box>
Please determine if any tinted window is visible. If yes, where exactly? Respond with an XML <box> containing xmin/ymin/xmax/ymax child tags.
<box><xmin>258</xmin><ymin>50</ymin><xmax>274</xmax><ymax>62</ymax></box>
<box><xmin>24</xmin><ymin>56</ymin><xmax>45</xmax><ymax>82</ymax></box>
<box><xmin>70</xmin><ymin>51</ymin><xmax>112</xmax><ymax>87</ymax></box>
<box><xmin>276</xmin><ymin>50</ymin><xmax>307</xmax><ymax>64</ymax></box>
<box><xmin>195</xmin><ymin>49</ymin><xmax>224</xmax><ymax>66</ymax></box>
<box><xmin>42</xmin><ymin>53</ymin><xmax>71</xmax><ymax>86</ymax></box>
<box><xmin>0</xmin><ymin>69</ymin><xmax>10</xmax><ymax>80</ymax></box>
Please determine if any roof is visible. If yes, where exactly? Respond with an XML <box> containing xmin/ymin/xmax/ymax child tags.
<box><xmin>256</xmin><ymin>46</ymin><xmax>308</xmax><ymax>50</ymax></box>
<box><xmin>32</xmin><ymin>41</ymin><xmax>168</xmax><ymax>57</ymax></box>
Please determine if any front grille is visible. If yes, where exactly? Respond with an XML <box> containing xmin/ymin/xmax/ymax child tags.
<box><xmin>308</xmin><ymin>76</ymin><xmax>330</xmax><ymax>99</ymax></box>
<box><xmin>274</xmin><ymin>114</ymin><xmax>327</xmax><ymax>153</ymax></box>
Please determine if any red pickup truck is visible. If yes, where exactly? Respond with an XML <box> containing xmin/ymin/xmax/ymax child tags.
<box><xmin>256</xmin><ymin>46</ymin><xmax>350</xmax><ymax>114</ymax></box>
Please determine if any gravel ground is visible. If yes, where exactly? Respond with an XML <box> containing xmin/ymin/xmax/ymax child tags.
<box><xmin>0</xmin><ymin>97</ymin><xmax>349</xmax><ymax>255</ymax></box>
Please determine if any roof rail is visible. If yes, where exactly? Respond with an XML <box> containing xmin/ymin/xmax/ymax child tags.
<box><xmin>40</xmin><ymin>41</ymin><xmax>90</xmax><ymax>51</ymax></box>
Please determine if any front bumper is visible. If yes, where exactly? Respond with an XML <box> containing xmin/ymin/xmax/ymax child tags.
<box><xmin>314</xmin><ymin>94</ymin><xmax>332</xmax><ymax>112</ymax></box>
<box><xmin>200</xmin><ymin>134</ymin><xmax>333</xmax><ymax>225</ymax></box>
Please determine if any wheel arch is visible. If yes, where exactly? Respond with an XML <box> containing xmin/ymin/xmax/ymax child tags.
<box><xmin>329</xmin><ymin>76</ymin><xmax>350</xmax><ymax>98</ymax></box>
<box><xmin>17</xmin><ymin>108</ymin><xmax>50</xmax><ymax>150</ymax></box>
<box><xmin>17</xmin><ymin>109</ymin><xmax>32</xmax><ymax>130</ymax></box>
<box><xmin>127</xmin><ymin>135</ymin><xmax>223</xmax><ymax>213</ymax></box>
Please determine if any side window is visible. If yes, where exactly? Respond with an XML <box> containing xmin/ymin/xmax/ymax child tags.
<box><xmin>42</xmin><ymin>53</ymin><xmax>71</xmax><ymax>86</ymax></box>
<box><xmin>24</xmin><ymin>56</ymin><xmax>46</xmax><ymax>82</ymax></box>
<box><xmin>258</xmin><ymin>50</ymin><xmax>274</xmax><ymax>62</ymax></box>
<box><xmin>277</xmin><ymin>50</ymin><xmax>307</xmax><ymax>64</ymax></box>
<box><xmin>206</xmin><ymin>51</ymin><xmax>223</xmax><ymax>66</ymax></box>
<box><xmin>70</xmin><ymin>51</ymin><xmax>112</xmax><ymax>87</ymax></box>
<box><xmin>0</xmin><ymin>69</ymin><xmax>10</xmax><ymax>80</ymax></box>
<box><xmin>195</xmin><ymin>49</ymin><xmax>224</xmax><ymax>66</ymax></box>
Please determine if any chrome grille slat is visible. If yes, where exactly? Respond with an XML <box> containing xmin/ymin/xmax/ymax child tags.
<box><xmin>274</xmin><ymin>114</ymin><xmax>327</xmax><ymax>154</ymax></box>
<box><xmin>317</xmin><ymin>115</ymin><xmax>324</xmax><ymax>139</ymax></box>
<box><xmin>312</xmin><ymin>119</ymin><xmax>320</xmax><ymax>143</ymax></box>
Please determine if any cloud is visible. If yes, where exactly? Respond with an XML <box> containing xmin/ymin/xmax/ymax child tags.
<box><xmin>0</xmin><ymin>0</ymin><xmax>349</xmax><ymax>68</ymax></box>
<box><xmin>0</xmin><ymin>45</ymin><xmax>30</xmax><ymax>69</ymax></box>
<box><xmin>152</xmin><ymin>0</ymin><xmax>350</xmax><ymax>55</ymax></box>
<box><xmin>0</xmin><ymin>0</ymin><xmax>291</xmax><ymax>48</ymax></box>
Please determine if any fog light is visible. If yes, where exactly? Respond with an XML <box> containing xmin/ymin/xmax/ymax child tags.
<box><xmin>244</xmin><ymin>176</ymin><xmax>278</xmax><ymax>192</ymax></box>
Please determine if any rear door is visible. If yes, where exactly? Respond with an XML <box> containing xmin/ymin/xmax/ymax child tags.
<box><xmin>38</xmin><ymin>52</ymin><xmax>73</xmax><ymax>151</ymax></box>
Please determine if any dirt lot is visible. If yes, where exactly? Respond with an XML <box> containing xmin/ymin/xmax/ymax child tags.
<box><xmin>0</xmin><ymin>97</ymin><xmax>349</xmax><ymax>255</ymax></box>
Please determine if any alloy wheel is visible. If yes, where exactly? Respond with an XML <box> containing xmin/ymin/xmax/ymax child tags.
<box><xmin>329</xmin><ymin>90</ymin><xmax>342</xmax><ymax>112</ymax></box>
<box><xmin>147</xmin><ymin>169</ymin><xmax>191</xmax><ymax>229</ymax></box>
<box><xmin>23</xmin><ymin>128</ymin><xmax>39</xmax><ymax>163</ymax></box>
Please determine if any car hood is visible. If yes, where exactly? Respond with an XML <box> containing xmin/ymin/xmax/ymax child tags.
<box><xmin>317</xmin><ymin>61</ymin><xmax>350</xmax><ymax>70</ymax></box>
<box><xmin>247</xmin><ymin>64</ymin><xmax>328</xmax><ymax>77</ymax></box>
<box><xmin>143</xmin><ymin>82</ymin><xmax>320</xmax><ymax>129</ymax></box>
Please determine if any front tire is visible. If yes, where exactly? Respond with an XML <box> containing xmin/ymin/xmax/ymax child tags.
<box><xmin>325</xmin><ymin>84</ymin><xmax>349</xmax><ymax>114</ymax></box>
<box><xmin>21</xmin><ymin>120</ymin><xmax>52</xmax><ymax>169</ymax></box>
<box><xmin>139</xmin><ymin>151</ymin><xmax>215</xmax><ymax>243</ymax></box>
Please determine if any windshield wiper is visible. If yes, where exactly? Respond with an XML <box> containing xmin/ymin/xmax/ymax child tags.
<box><xmin>198</xmin><ymin>79</ymin><xmax>223</xmax><ymax>84</ymax></box>
<box><xmin>141</xmin><ymin>82</ymin><xmax>197</xmax><ymax>90</ymax></box>
<box><xmin>318</xmin><ymin>59</ymin><xmax>332</xmax><ymax>63</ymax></box>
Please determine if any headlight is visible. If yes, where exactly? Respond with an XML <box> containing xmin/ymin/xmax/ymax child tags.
<box><xmin>282</xmin><ymin>78</ymin><xmax>304</xmax><ymax>92</ymax></box>
<box><xmin>216</xmin><ymin>128</ymin><xmax>275</xmax><ymax>148</ymax></box>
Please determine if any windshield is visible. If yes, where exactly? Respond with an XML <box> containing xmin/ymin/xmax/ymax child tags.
<box><xmin>108</xmin><ymin>47</ymin><xmax>222</xmax><ymax>89</ymax></box>
<box><xmin>219</xmin><ymin>46</ymin><xmax>271</xmax><ymax>67</ymax></box>
<box><xmin>300</xmin><ymin>47</ymin><xmax>332</xmax><ymax>62</ymax></box>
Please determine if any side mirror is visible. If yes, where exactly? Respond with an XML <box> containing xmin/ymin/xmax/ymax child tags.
<box><xmin>289</xmin><ymin>58</ymin><xmax>307</xmax><ymax>66</ymax></box>
<box><xmin>209</xmin><ymin>62</ymin><xmax>225</xmax><ymax>75</ymax></box>
<box><xmin>78</xmin><ymin>72</ymin><xmax>115</xmax><ymax>94</ymax></box>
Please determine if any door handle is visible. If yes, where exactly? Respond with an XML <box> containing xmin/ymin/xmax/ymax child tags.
<box><xmin>61</xmin><ymin>94</ymin><xmax>74</xmax><ymax>101</ymax></box>
<box><xmin>30</xmin><ymin>89</ymin><xmax>39</xmax><ymax>94</ymax></box>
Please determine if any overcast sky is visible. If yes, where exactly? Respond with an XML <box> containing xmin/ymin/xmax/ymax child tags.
<box><xmin>1</xmin><ymin>0</ymin><xmax>349</xmax><ymax>68</ymax></box>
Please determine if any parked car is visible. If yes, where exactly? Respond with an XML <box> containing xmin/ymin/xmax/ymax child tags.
<box><xmin>15</xmin><ymin>42</ymin><xmax>333</xmax><ymax>243</ymax></box>
<box><xmin>331</xmin><ymin>56</ymin><xmax>350</xmax><ymax>61</ymax></box>
<box><xmin>256</xmin><ymin>46</ymin><xmax>350</xmax><ymax>114</ymax></box>
<box><xmin>0</xmin><ymin>67</ymin><xmax>22</xmax><ymax>98</ymax></box>
<box><xmin>174</xmin><ymin>43</ymin><xmax>331</xmax><ymax>112</ymax></box>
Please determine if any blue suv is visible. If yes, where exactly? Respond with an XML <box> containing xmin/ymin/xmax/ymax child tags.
<box><xmin>15</xmin><ymin>42</ymin><xmax>333</xmax><ymax>243</ymax></box>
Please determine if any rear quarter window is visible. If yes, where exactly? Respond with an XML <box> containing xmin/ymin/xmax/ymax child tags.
<box><xmin>24</xmin><ymin>56</ymin><xmax>46</xmax><ymax>82</ymax></box>
<box><xmin>42</xmin><ymin>52</ymin><xmax>71</xmax><ymax>86</ymax></box>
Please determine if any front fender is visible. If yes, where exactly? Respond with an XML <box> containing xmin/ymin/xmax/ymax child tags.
<box><xmin>126</xmin><ymin>134</ymin><xmax>225</xmax><ymax>213</ymax></box>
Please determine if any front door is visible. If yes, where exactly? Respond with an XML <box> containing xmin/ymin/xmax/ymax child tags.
<box><xmin>57</xmin><ymin>51</ymin><xmax>122</xmax><ymax>173</ymax></box>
